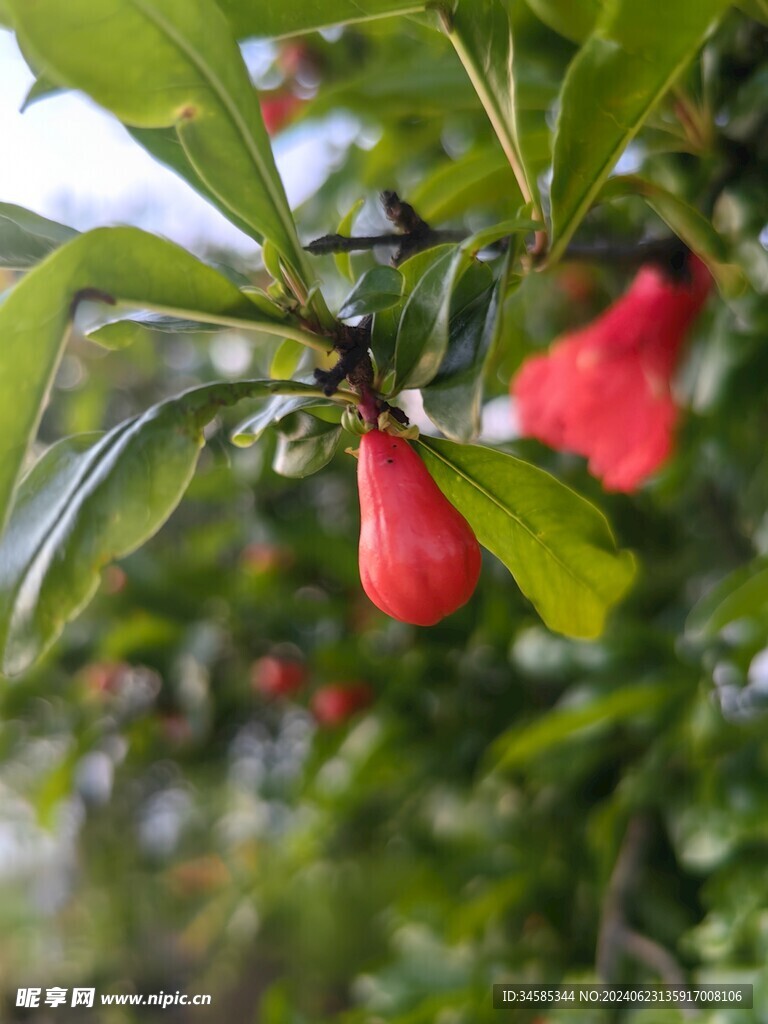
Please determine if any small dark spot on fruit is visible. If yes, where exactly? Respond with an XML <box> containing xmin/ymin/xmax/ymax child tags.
<box><xmin>386</xmin><ymin>458</ymin><xmax>393</xmax><ymax>464</ymax></box>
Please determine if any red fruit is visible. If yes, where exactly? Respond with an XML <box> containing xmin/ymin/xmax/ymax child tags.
<box><xmin>311</xmin><ymin>683</ymin><xmax>373</xmax><ymax>726</ymax></box>
<box><xmin>357</xmin><ymin>430</ymin><xmax>481</xmax><ymax>626</ymax></box>
<box><xmin>512</xmin><ymin>256</ymin><xmax>711</xmax><ymax>492</ymax></box>
<box><xmin>259</xmin><ymin>92</ymin><xmax>303</xmax><ymax>135</ymax></box>
<box><xmin>251</xmin><ymin>656</ymin><xmax>306</xmax><ymax>698</ymax></box>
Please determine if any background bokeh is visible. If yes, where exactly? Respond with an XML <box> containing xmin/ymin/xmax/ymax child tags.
<box><xmin>2</xmin><ymin>7</ymin><xmax>768</xmax><ymax>1023</ymax></box>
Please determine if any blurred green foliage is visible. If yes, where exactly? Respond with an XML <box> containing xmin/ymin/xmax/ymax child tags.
<box><xmin>1</xmin><ymin>2</ymin><xmax>768</xmax><ymax>1023</ymax></box>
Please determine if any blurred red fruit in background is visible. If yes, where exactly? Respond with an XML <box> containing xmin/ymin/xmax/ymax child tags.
<box><xmin>251</xmin><ymin>656</ymin><xmax>306</xmax><ymax>698</ymax></box>
<box><xmin>260</xmin><ymin>93</ymin><xmax>303</xmax><ymax>135</ymax></box>
<box><xmin>311</xmin><ymin>683</ymin><xmax>374</xmax><ymax>726</ymax></box>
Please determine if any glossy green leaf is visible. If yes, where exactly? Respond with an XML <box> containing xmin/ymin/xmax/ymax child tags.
<box><xmin>8</xmin><ymin>0</ymin><xmax>310</xmax><ymax>284</ymax></box>
<box><xmin>687</xmin><ymin>561</ymin><xmax>768</xmax><ymax>639</ymax></box>
<box><xmin>421</xmin><ymin>263</ymin><xmax>498</xmax><ymax>442</ymax></box>
<box><xmin>20</xmin><ymin>73</ymin><xmax>63</xmax><ymax>111</ymax></box>
<box><xmin>270</xmin><ymin>339</ymin><xmax>304</xmax><ymax>381</ymax></box>
<box><xmin>86</xmin><ymin>312</ymin><xmax>224</xmax><ymax>351</ymax></box>
<box><xmin>0</xmin><ymin>226</ymin><xmax>291</xmax><ymax>535</ymax></box>
<box><xmin>523</xmin><ymin>0</ymin><xmax>602</xmax><ymax>42</ymax></box>
<box><xmin>447</xmin><ymin>0</ymin><xmax>541</xmax><ymax>215</ymax></box>
<box><xmin>128</xmin><ymin>125</ymin><xmax>258</xmax><ymax>241</ymax></box>
<box><xmin>334</xmin><ymin>198</ymin><xmax>365</xmax><ymax>284</ymax></box>
<box><xmin>462</xmin><ymin>216</ymin><xmax>543</xmax><ymax>254</ymax></box>
<box><xmin>0</xmin><ymin>379</ymin><xmax>297</xmax><ymax>677</ymax></box>
<box><xmin>549</xmin><ymin>0</ymin><xmax>730</xmax><ymax>262</ymax></box>
<box><xmin>371</xmin><ymin>245</ymin><xmax>453</xmax><ymax>377</ymax></box>
<box><xmin>231</xmin><ymin>384</ymin><xmax>341</xmax><ymax>447</ymax></box>
<box><xmin>416</xmin><ymin>437</ymin><xmax>636</xmax><ymax>638</ymax></box>
<box><xmin>601</xmin><ymin>175</ymin><xmax>748</xmax><ymax>297</ymax></box>
<box><xmin>0</xmin><ymin>203</ymin><xmax>77</xmax><ymax>269</ymax></box>
<box><xmin>394</xmin><ymin>247</ymin><xmax>470</xmax><ymax>390</ymax></box>
<box><xmin>309</xmin><ymin>56</ymin><xmax>476</xmax><ymax>123</ymax></box>
<box><xmin>272</xmin><ymin>413</ymin><xmax>342</xmax><ymax>479</ymax></box>
<box><xmin>409</xmin><ymin>148</ymin><xmax>521</xmax><ymax>223</ymax></box>
<box><xmin>215</xmin><ymin>0</ymin><xmax>425</xmax><ymax>39</ymax></box>
<box><xmin>339</xmin><ymin>266</ymin><xmax>403</xmax><ymax>320</ymax></box>
<box><xmin>489</xmin><ymin>684</ymin><xmax>670</xmax><ymax>771</ymax></box>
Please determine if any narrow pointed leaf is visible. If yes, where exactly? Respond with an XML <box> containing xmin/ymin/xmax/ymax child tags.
<box><xmin>446</xmin><ymin>0</ymin><xmax>541</xmax><ymax>215</ymax></box>
<box><xmin>0</xmin><ymin>226</ymin><xmax>288</xmax><ymax>535</ymax></box>
<box><xmin>272</xmin><ymin>413</ymin><xmax>342</xmax><ymax>479</ymax></box>
<box><xmin>216</xmin><ymin>0</ymin><xmax>425</xmax><ymax>39</ymax></box>
<box><xmin>421</xmin><ymin>263</ymin><xmax>498</xmax><ymax>442</ymax></box>
<box><xmin>372</xmin><ymin>245</ymin><xmax>454</xmax><ymax>377</ymax></box>
<box><xmin>8</xmin><ymin>0</ymin><xmax>309</xmax><ymax>282</ymax></box>
<box><xmin>0</xmin><ymin>203</ymin><xmax>77</xmax><ymax>269</ymax></box>
<box><xmin>687</xmin><ymin>561</ymin><xmax>768</xmax><ymax>639</ymax></box>
<box><xmin>232</xmin><ymin>384</ymin><xmax>340</xmax><ymax>446</ymax></box>
<box><xmin>523</xmin><ymin>0</ymin><xmax>602</xmax><ymax>42</ymax></box>
<box><xmin>489</xmin><ymin>684</ymin><xmax>671</xmax><ymax>772</ymax></box>
<box><xmin>0</xmin><ymin>379</ymin><xmax>298</xmax><ymax>676</ymax></box>
<box><xmin>549</xmin><ymin>0</ymin><xmax>730</xmax><ymax>262</ymax></box>
<box><xmin>394</xmin><ymin>247</ymin><xmax>470</xmax><ymax>390</ymax></box>
<box><xmin>339</xmin><ymin>266</ymin><xmax>403</xmax><ymax>320</ymax></box>
<box><xmin>416</xmin><ymin>437</ymin><xmax>636</xmax><ymax>638</ymax></box>
<box><xmin>600</xmin><ymin>175</ymin><xmax>748</xmax><ymax>298</ymax></box>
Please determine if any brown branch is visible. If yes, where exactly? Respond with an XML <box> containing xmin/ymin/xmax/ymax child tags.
<box><xmin>564</xmin><ymin>237</ymin><xmax>691</xmax><ymax>278</ymax></box>
<box><xmin>304</xmin><ymin>190</ymin><xmax>465</xmax><ymax>266</ymax></box>
<box><xmin>596</xmin><ymin>816</ymin><xmax>696</xmax><ymax>1019</ymax></box>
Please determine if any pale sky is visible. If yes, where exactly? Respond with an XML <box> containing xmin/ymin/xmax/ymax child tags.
<box><xmin>0</xmin><ymin>30</ymin><xmax>351</xmax><ymax>256</ymax></box>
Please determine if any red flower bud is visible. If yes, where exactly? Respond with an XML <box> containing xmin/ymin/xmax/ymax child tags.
<box><xmin>259</xmin><ymin>92</ymin><xmax>303</xmax><ymax>135</ymax></box>
<box><xmin>512</xmin><ymin>256</ymin><xmax>711</xmax><ymax>492</ymax></box>
<box><xmin>357</xmin><ymin>429</ymin><xmax>481</xmax><ymax>626</ymax></box>
<box><xmin>251</xmin><ymin>656</ymin><xmax>306</xmax><ymax>698</ymax></box>
<box><xmin>311</xmin><ymin>683</ymin><xmax>374</xmax><ymax>726</ymax></box>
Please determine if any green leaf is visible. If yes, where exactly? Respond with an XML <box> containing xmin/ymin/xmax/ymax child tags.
<box><xmin>687</xmin><ymin>561</ymin><xmax>768</xmax><ymax>639</ymax></box>
<box><xmin>8</xmin><ymin>0</ymin><xmax>310</xmax><ymax>284</ymax></box>
<box><xmin>394</xmin><ymin>247</ymin><xmax>470</xmax><ymax>391</ymax></box>
<box><xmin>272</xmin><ymin>413</ymin><xmax>342</xmax><ymax>479</ymax></box>
<box><xmin>461</xmin><ymin>216</ymin><xmax>543</xmax><ymax>253</ymax></box>
<box><xmin>86</xmin><ymin>312</ymin><xmax>224</xmax><ymax>351</ymax></box>
<box><xmin>735</xmin><ymin>0</ymin><xmax>768</xmax><ymax>24</ymax></box>
<box><xmin>339</xmin><ymin>266</ymin><xmax>403</xmax><ymax>320</ymax></box>
<box><xmin>600</xmin><ymin>175</ymin><xmax>748</xmax><ymax>298</ymax></box>
<box><xmin>309</xmin><ymin>55</ymin><xmax>477</xmax><ymax>123</ymax></box>
<box><xmin>0</xmin><ymin>226</ymin><xmax>292</xmax><ymax>535</ymax></box>
<box><xmin>488</xmin><ymin>684</ymin><xmax>670</xmax><ymax>772</ymax></box>
<box><xmin>446</xmin><ymin>0</ymin><xmax>541</xmax><ymax>216</ymax></box>
<box><xmin>334</xmin><ymin>198</ymin><xmax>365</xmax><ymax>284</ymax></box>
<box><xmin>523</xmin><ymin>0</ymin><xmax>602</xmax><ymax>42</ymax></box>
<box><xmin>20</xmin><ymin>73</ymin><xmax>63</xmax><ymax>111</ymax></box>
<box><xmin>415</xmin><ymin>437</ymin><xmax>636</xmax><ymax>638</ymax></box>
<box><xmin>421</xmin><ymin>262</ymin><xmax>498</xmax><ymax>442</ymax></box>
<box><xmin>128</xmin><ymin>125</ymin><xmax>258</xmax><ymax>241</ymax></box>
<box><xmin>371</xmin><ymin>245</ymin><xmax>454</xmax><ymax>377</ymax></box>
<box><xmin>231</xmin><ymin>384</ymin><xmax>340</xmax><ymax>447</ymax></box>
<box><xmin>392</xmin><ymin>220</ymin><xmax>536</xmax><ymax>392</ymax></box>
<box><xmin>215</xmin><ymin>0</ymin><xmax>425</xmax><ymax>39</ymax></box>
<box><xmin>0</xmin><ymin>203</ymin><xmax>77</xmax><ymax>269</ymax></box>
<box><xmin>548</xmin><ymin>0</ymin><xmax>730</xmax><ymax>262</ymax></box>
<box><xmin>270</xmin><ymin>338</ymin><xmax>304</xmax><ymax>381</ymax></box>
<box><xmin>0</xmin><ymin>379</ymin><xmax>296</xmax><ymax>677</ymax></box>
<box><xmin>408</xmin><ymin>148</ymin><xmax>521</xmax><ymax>223</ymax></box>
